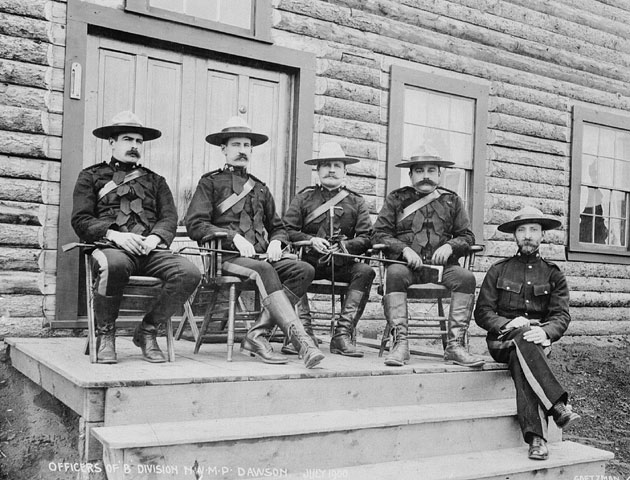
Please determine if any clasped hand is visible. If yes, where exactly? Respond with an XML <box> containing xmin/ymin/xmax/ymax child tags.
<box><xmin>402</xmin><ymin>244</ymin><xmax>453</xmax><ymax>270</ymax></box>
<box><xmin>108</xmin><ymin>231</ymin><xmax>162</xmax><ymax>256</ymax></box>
<box><xmin>503</xmin><ymin>316</ymin><xmax>549</xmax><ymax>344</ymax></box>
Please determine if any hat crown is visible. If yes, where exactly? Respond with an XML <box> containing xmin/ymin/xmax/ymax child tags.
<box><xmin>318</xmin><ymin>142</ymin><xmax>348</xmax><ymax>160</ymax></box>
<box><xmin>511</xmin><ymin>206</ymin><xmax>546</xmax><ymax>222</ymax></box>
<box><xmin>409</xmin><ymin>144</ymin><xmax>442</xmax><ymax>162</ymax></box>
<box><xmin>220</xmin><ymin>115</ymin><xmax>253</xmax><ymax>134</ymax></box>
<box><xmin>109</xmin><ymin>110</ymin><xmax>145</xmax><ymax>127</ymax></box>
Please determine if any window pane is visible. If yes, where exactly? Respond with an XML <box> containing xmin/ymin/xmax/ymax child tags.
<box><xmin>219</xmin><ymin>0</ymin><xmax>252</xmax><ymax>29</ymax></box>
<box><xmin>608</xmin><ymin>219</ymin><xmax>626</xmax><ymax>247</ymax></box>
<box><xmin>598</xmin><ymin>126</ymin><xmax>616</xmax><ymax>158</ymax></box>
<box><xmin>186</xmin><ymin>0</ymin><xmax>217</xmax><ymax>21</ymax></box>
<box><xmin>598</xmin><ymin>156</ymin><xmax>614</xmax><ymax>188</ymax></box>
<box><xmin>615</xmin><ymin>130</ymin><xmax>630</xmax><ymax>161</ymax></box>
<box><xmin>582</xmin><ymin>154</ymin><xmax>598</xmax><ymax>184</ymax></box>
<box><xmin>582</xmin><ymin>124</ymin><xmax>599</xmax><ymax>155</ymax></box>
<box><xmin>449</xmin><ymin>97</ymin><xmax>474</xmax><ymax>133</ymax></box>
<box><xmin>614</xmin><ymin>159</ymin><xmax>630</xmax><ymax>190</ymax></box>
<box><xmin>404</xmin><ymin>88</ymin><xmax>428</xmax><ymax>125</ymax></box>
<box><xmin>425</xmin><ymin>92</ymin><xmax>450</xmax><ymax>130</ymax></box>
<box><xmin>448</xmin><ymin>131</ymin><xmax>473</xmax><ymax>168</ymax></box>
<box><xmin>442</xmin><ymin>169</ymin><xmax>469</xmax><ymax>203</ymax></box>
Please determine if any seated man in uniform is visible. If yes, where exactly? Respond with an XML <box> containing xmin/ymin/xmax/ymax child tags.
<box><xmin>71</xmin><ymin>111</ymin><xmax>201</xmax><ymax>364</ymax></box>
<box><xmin>185</xmin><ymin>116</ymin><xmax>324</xmax><ymax>369</ymax></box>
<box><xmin>475</xmin><ymin>207</ymin><xmax>580</xmax><ymax>460</ymax></box>
<box><xmin>372</xmin><ymin>144</ymin><xmax>484</xmax><ymax>368</ymax></box>
<box><xmin>283</xmin><ymin>142</ymin><xmax>375</xmax><ymax>357</ymax></box>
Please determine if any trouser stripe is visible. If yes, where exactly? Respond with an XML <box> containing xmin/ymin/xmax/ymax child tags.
<box><xmin>91</xmin><ymin>250</ymin><xmax>109</xmax><ymax>296</ymax></box>
<box><xmin>515</xmin><ymin>341</ymin><xmax>553</xmax><ymax>410</ymax></box>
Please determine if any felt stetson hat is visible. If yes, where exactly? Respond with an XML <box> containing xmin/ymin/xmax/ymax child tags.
<box><xmin>205</xmin><ymin>116</ymin><xmax>269</xmax><ymax>146</ymax></box>
<box><xmin>304</xmin><ymin>142</ymin><xmax>360</xmax><ymax>165</ymax></box>
<box><xmin>395</xmin><ymin>144</ymin><xmax>455</xmax><ymax>168</ymax></box>
<box><xmin>92</xmin><ymin>111</ymin><xmax>162</xmax><ymax>141</ymax></box>
<box><xmin>498</xmin><ymin>206</ymin><xmax>562</xmax><ymax>233</ymax></box>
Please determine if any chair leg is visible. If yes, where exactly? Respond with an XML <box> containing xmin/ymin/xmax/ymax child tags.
<box><xmin>194</xmin><ymin>291</ymin><xmax>218</xmax><ymax>354</ymax></box>
<box><xmin>438</xmin><ymin>298</ymin><xmax>448</xmax><ymax>350</ymax></box>
<box><xmin>166</xmin><ymin>317</ymin><xmax>175</xmax><ymax>362</ymax></box>
<box><xmin>227</xmin><ymin>284</ymin><xmax>236</xmax><ymax>362</ymax></box>
<box><xmin>86</xmin><ymin>284</ymin><xmax>97</xmax><ymax>364</ymax></box>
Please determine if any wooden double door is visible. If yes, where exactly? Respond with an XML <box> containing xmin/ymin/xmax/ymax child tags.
<box><xmin>84</xmin><ymin>35</ymin><xmax>293</xmax><ymax>218</ymax></box>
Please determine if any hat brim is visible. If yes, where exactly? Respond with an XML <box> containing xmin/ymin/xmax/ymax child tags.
<box><xmin>498</xmin><ymin>217</ymin><xmax>562</xmax><ymax>233</ymax></box>
<box><xmin>304</xmin><ymin>156</ymin><xmax>360</xmax><ymax>165</ymax></box>
<box><xmin>395</xmin><ymin>159</ymin><xmax>455</xmax><ymax>168</ymax></box>
<box><xmin>205</xmin><ymin>132</ymin><xmax>268</xmax><ymax>147</ymax></box>
<box><xmin>93</xmin><ymin>125</ymin><xmax>162</xmax><ymax>141</ymax></box>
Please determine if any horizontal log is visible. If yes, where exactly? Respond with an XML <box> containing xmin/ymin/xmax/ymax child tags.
<box><xmin>486</xmin><ymin>176</ymin><xmax>566</xmax><ymax>200</ymax></box>
<box><xmin>277</xmin><ymin>1</ymin><xmax>630</xmax><ymax>95</ymax></box>
<box><xmin>570</xmin><ymin>291</ymin><xmax>630</xmax><ymax>308</ymax></box>
<box><xmin>314</xmin><ymin>114</ymin><xmax>384</xmax><ymax>142</ymax></box>
<box><xmin>569</xmin><ymin>308</ymin><xmax>630</xmax><ymax>324</ymax></box>
<box><xmin>561</xmin><ymin>261</ymin><xmax>630</xmax><ymax>279</ymax></box>
<box><xmin>0</xmin><ymin>33</ymin><xmax>50</xmax><ymax>66</ymax></box>
<box><xmin>316</xmin><ymin>58</ymin><xmax>381</xmax><ymax>89</ymax></box>
<box><xmin>0</xmin><ymin>0</ymin><xmax>48</xmax><ymax>20</ymax></box>
<box><xmin>487</xmin><ymin>146</ymin><xmax>568</xmax><ymax>171</ymax></box>
<box><xmin>566</xmin><ymin>276</ymin><xmax>630</xmax><ymax>294</ymax></box>
<box><xmin>489</xmin><ymin>82</ymin><xmax>570</xmax><ymax>112</ymax></box>
<box><xmin>0</xmin><ymin>200</ymin><xmax>43</xmax><ymax>225</ymax></box>
<box><xmin>485</xmin><ymin>193</ymin><xmax>566</xmax><ymax>217</ymax></box>
<box><xmin>488</xmin><ymin>96</ymin><xmax>569</xmax><ymax>127</ymax></box>
<box><xmin>315</xmin><ymin>77</ymin><xmax>380</xmax><ymax>106</ymax></box>
<box><xmin>0</xmin><ymin>104</ymin><xmax>46</xmax><ymax>134</ymax></box>
<box><xmin>0</xmin><ymin>58</ymin><xmax>49</xmax><ymax>89</ymax></box>
<box><xmin>0</xmin><ymin>246</ymin><xmax>40</xmax><ymax>271</ymax></box>
<box><xmin>509</xmin><ymin>0</ymin><xmax>630</xmax><ymax>40</ymax></box>
<box><xmin>0</xmin><ymin>177</ymin><xmax>59</xmax><ymax>204</ymax></box>
<box><xmin>565</xmin><ymin>320</ymin><xmax>630</xmax><ymax>336</ymax></box>
<box><xmin>0</xmin><ymin>131</ymin><xmax>62</xmax><ymax>159</ymax></box>
<box><xmin>0</xmin><ymin>12</ymin><xmax>50</xmax><ymax>42</ymax></box>
<box><xmin>0</xmin><ymin>83</ymin><xmax>47</xmax><ymax>110</ymax></box>
<box><xmin>0</xmin><ymin>223</ymin><xmax>57</xmax><ymax>248</ymax></box>
<box><xmin>0</xmin><ymin>155</ymin><xmax>60</xmax><ymax>180</ymax></box>
<box><xmin>0</xmin><ymin>298</ymin><xmax>44</xmax><ymax>320</ymax></box>
<box><xmin>314</xmin><ymin>95</ymin><xmax>381</xmax><ymax>124</ymax></box>
<box><xmin>488</xmin><ymin>113</ymin><xmax>569</xmax><ymax>142</ymax></box>
<box><xmin>488</xmin><ymin>130</ymin><xmax>569</xmax><ymax>156</ymax></box>
<box><xmin>410</xmin><ymin>0</ymin><xmax>630</xmax><ymax>65</ymax></box>
<box><xmin>487</xmin><ymin>160</ymin><xmax>568</xmax><ymax>186</ymax></box>
<box><xmin>0</xmin><ymin>270</ymin><xmax>41</xmax><ymax>294</ymax></box>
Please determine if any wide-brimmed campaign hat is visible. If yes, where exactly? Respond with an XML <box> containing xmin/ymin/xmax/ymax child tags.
<box><xmin>395</xmin><ymin>144</ymin><xmax>455</xmax><ymax>168</ymax></box>
<box><xmin>205</xmin><ymin>116</ymin><xmax>268</xmax><ymax>146</ymax></box>
<box><xmin>93</xmin><ymin>111</ymin><xmax>162</xmax><ymax>141</ymax></box>
<box><xmin>498</xmin><ymin>206</ymin><xmax>562</xmax><ymax>233</ymax></box>
<box><xmin>304</xmin><ymin>142</ymin><xmax>359</xmax><ymax>165</ymax></box>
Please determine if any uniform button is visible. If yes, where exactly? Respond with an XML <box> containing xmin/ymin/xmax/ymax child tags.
<box><xmin>528</xmin><ymin>265</ymin><xmax>532</xmax><ymax>269</ymax></box>
<box><xmin>524</xmin><ymin>312</ymin><xmax>529</xmax><ymax>316</ymax></box>
<box><xmin>525</xmin><ymin>300</ymin><xmax>530</xmax><ymax>303</ymax></box>
<box><xmin>527</xmin><ymin>281</ymin><xmax>531</xmax><ymax>285</ymax></box>
<box><xmin>506</xmin><ymin>287</ymin><xmax>510</xmax><ymax>290</ymax></box>
<box><xmin>544</xmin><ymin>291</ymin><xmax>548</xmax><ymax>294</ymax></box>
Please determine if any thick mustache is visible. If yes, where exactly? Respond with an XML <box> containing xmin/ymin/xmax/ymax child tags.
<box><xmin>418</xmin><ymin>179</ymin><xmax>436</xmax><ymax>186</ymax></box>
<box><xmin>127</xmin><ymin>150</ymin><xmax>140</xmax><ymax>157</ymax></box>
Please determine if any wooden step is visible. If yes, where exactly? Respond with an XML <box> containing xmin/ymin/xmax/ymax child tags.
<box><xmin>252</xmin><ymin>441</ymin><xmax>614</xmax><ymax>480</ymax></box>
<box><xmin>94</xmin><ymin>399</ymin><xmax>526</xmax><ymax>479</ymax></box>
<box><xmin>104</xmin><ymin>369</ymin><xmax>516</xmax><ymax>425</ymax></box>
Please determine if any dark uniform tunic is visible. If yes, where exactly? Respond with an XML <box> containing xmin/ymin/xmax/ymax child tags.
<box><xmin>372</xmin><ymin>186</ymin><xmax>476</xmax><ymax>294</ymax></box>
<box><xmin>283</xmin><ymin>185</ymin><xmax>375</xmax><ymax>291</ymax></box>
<box><xmin>474</xmin><ymin>250</ymin><xmax>571</xmax><ymax>442</ymax></box>
<box><xmin>185</xmin><ymin>166</ymin><xmax>314</xmax><ymax>299</ymax></box>
<box><xmin>71</xmin><ymin>159</ymin><xmax>201</xmax><ymax>325</ymax></box>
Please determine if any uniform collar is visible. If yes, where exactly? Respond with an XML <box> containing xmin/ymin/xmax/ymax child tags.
<box><xmin>318</xmin><ymin>184</ymin><xmax>343</xmax><ymax>194</ymax></box>
<box><xmin>516</xmin><ymin>249</ymin><xmax>541</xmax><ymax>264</ymax></box>
<box><xmin>109</xmin><ymin>157</ymin><xmax>139</xmax><ymax>172</ymax></box>
<box><xmin>224</xmin><ymin>164</ymin><xmax>248</xmax><ymax>177</ymax></box>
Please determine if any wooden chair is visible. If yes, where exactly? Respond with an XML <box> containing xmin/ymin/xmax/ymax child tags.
<box><xmin>372</xmin><ymin>244</ymin><xmax>484</xmax><ymax>358</ymax></box>
<box><xmin>174</xmin><ymin>232</ymin><xmax>260</xmax><ymax>361</ymax></box>
<box><xmin>291</xmin><ymin>240</ymin><xmax>375</xmax><ymax>343</ymax></box>
<box><xmin>79</xmin><ymin>248</ymin><xmax>175</xmax><ymax>363</ymax></box>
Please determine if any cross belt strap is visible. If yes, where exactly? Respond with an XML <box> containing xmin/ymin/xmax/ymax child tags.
<box><xmin>397</xmin><ymin>189</ymin><xmax>443</xmax><ymax>223</ymax></box>
<box><xmin>303</xmin><ymin>189</ymin><xmax>350</xmax><ymax>226</ymax></box>
<box><xmin>97</xmin><ymin>169</ymin><xmax>148</xmax><ymax>200</ymax></box>
<box><xmin>216</xmin><ymin>177</ymin><xmax>256</xmax><ymax>215</ymax></box>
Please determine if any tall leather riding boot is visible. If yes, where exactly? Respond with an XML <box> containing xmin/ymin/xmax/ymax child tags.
<box><xmin>281</xmin><ymin>295</ymin><xmax>319</xmax><ymax>355</ymax></box>
<box><xmin>444</xmin><ymin>292</ymin><xmax>485</xmax><ymax>367</ymax></box>
<box><xmin>330</xmin><ymin>289</ymin><xmax>367</xmax><ymax>357</ymax></box>
<box><xmin>241</xmin><ymin>306</ymin><xmax>288</xmax><ymax>364</ymax></box>
<box><xmin>265</xmin><ymin>290</ymin><xmax>325</xmax><ymax>369</ymax></box>
<box><xmin>133</xmin><ymin>319</ymin><xmax>166</xmax><ymax>363</ymax></box>
<box><xmin>383</xmin><ymin>292</ymin><xmax>410</xmax><ymax>367</ymax></box>
<box><xmin>93</xmin><ymin>294</ymin><xmax>121</xmax><ymax>364</ymax></box>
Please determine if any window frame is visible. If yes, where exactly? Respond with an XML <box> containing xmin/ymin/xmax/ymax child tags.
<box><xmin>125</xmin><ymin>0</ymin><xmax>272</xmax><ymax>43</ymax></box>
<box><xmin>568</xmin><ymin>105</ymin><xmax>630</xmax><ymax>264</ymax></box>
<box><xmin>387</xmin><ymin>65</ymin><xmax>488</xmax><ymax>242</ymax></box>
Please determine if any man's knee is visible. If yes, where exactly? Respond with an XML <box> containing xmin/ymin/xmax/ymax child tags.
<box><xmin>385</xmin><ymin>264</ymin><xmax>411</xmax><ymax>292</ymax></box>
<box><xmin>354</xmin><ymin>262</ymin><xmax>376</xmax><ymax>281</ymax></box>
<box><xmin>445</xmin><ymin>268</ymin><xmax>476</xmax><ymax>293</ymax></box>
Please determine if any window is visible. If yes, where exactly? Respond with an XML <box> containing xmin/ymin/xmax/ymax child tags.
<box><xmin>125</xmin><ymin>0</ymin><xmax>271</xmax><ymax>42</ymax></box>
<box><xmin>569</xmin><ymin>106</ymin><xmax>630</xmax><ymax>263</ymax></box>
<box><xmin>387</xmin><ymin>65</ymin><xmax>488</xmax><ymax>240</ymax></box>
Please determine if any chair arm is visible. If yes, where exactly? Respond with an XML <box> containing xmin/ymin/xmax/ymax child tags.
<box><xmin>200</xmin><ymin>231</ymin><xmax>228</xmax><ymax>245</ymax></box>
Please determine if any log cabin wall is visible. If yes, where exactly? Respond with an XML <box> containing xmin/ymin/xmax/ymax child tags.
<box><xmin>0</xmin><ymin>0</ymin><xmax>628</xmax><ymax>337</ymax></box>
<box><xmin>0</xmin><ymin>0</ymin><xmax>65</xmax><ymax>335</ymax></box>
